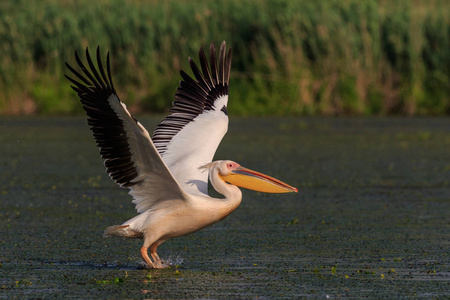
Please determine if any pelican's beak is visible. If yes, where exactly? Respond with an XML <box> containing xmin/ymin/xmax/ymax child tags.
<box><xmin>219</xmin><ymin>167</ymin><xmax>298</xmax><ymax>193</ymax></box>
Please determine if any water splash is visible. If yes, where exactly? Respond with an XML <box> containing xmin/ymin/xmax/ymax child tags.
<box><xmin>139</xmin><ymin>256</ymin><xmax>184</xmax><ymax>269</ymax></box>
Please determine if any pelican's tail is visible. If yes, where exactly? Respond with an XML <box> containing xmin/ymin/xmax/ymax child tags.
<box><xmin>103</xmin><ymin>225</ymin><xmax>143</xmax><ymax>239</ymax></box>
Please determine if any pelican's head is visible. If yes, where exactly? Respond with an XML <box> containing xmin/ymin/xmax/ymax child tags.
<box><xmin>205</xmin><ymin>160</ymin><xmax>298</xmax><ymax>193</ymax></box>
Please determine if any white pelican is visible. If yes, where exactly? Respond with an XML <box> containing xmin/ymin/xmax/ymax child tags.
<box><xmin>65</xmin><ymin>41</ymin><xmax>297</xmax><ymax>268</ymax></box>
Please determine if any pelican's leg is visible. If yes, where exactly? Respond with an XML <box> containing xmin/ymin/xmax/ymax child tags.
<box><xmin>150</xmin><ymin>243</ymin><xmax>163</xmax><ymax>268</ymax></box>
<box><xmin>140</xmin><ymin>246</ymin><xmax>154</xmax><ymax>268</ymax></box>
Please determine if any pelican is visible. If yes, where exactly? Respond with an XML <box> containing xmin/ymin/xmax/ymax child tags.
<box><xmin>65</xmin><ymin>41</ymin><xmax>297</xmax><ymax>268</ymax></box>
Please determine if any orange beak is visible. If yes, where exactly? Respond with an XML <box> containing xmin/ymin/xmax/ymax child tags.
<box><xmin>219</xmin><ymin>166</ymin><xmax>298</xmax><ymax>193</ymax></box>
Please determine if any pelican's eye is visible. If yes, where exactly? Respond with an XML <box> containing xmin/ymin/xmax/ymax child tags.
<box><xmin>226</xmin><ymin>163</ymin><xmax>235</xmax><ymax>170</ymax></box>
<box><xmin>225</xmin><ymin>162</ymin><xmax>240</xmax><ymax>171</ymax></box>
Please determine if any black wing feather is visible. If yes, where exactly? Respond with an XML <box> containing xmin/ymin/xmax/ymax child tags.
<box><xmin>152</xmin><ymin>41</ymin><xmax>232</xmax><ymax>155</ymax></box>
<box><xmin>65</xmin><ymin>47</ymin><xmax>139</xmax><ymax>188</ymax></box>
<box><xmin>199</xmin><ymin>47</ymin><xmax>214</xmax><ymax>89</ymax></box>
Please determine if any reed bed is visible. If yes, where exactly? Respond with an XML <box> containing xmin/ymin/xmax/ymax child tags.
<box><xmin>0</xmin><ymin>0</ymin><xmax>448</xmax><ymax>115</ymax></box>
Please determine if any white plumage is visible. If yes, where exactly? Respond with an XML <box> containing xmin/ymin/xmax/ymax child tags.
<box><xmin>65</xmin><ymin>41</ymin><xmax>296</xmax><ymax>268</ymax></box>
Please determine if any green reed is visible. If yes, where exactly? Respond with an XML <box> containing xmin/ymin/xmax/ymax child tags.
<box><xmin>0</xmin><ymin>0</ymin><xmax>448</xmax><ymax>115</ymax></box>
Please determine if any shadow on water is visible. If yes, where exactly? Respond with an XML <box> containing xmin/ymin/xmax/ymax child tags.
<box><xmin>0</xmin><ymin>117</ymin><xmax>449</xmax><ymax>298</ymax></box>
<box><xmin>39</xmin><ymin>260</ymin><xmax>139</xmax><ymax>271</ymax></box>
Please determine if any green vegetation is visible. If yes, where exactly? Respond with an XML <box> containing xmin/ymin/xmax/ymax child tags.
<box><xmin>0</xmin><ymin>0</ymin><xmax>449</xmax><ymax>115</ymax></box>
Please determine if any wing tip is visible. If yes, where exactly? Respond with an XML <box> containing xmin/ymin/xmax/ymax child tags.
<box><xmin>153</xmin><ymin>40</ymin><xmax>232</xmax><ymax>157</ymax></box>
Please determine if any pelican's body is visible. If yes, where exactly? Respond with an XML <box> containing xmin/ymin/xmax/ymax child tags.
<box><xmin>109</xmin><ymin>161</ymin><xmax>242</xmax><ymax>245</ymax></box>
<box><xmin>66</xmin><ymin>41</ymin><xmax>297</xmax><ymax>268</ymax></box>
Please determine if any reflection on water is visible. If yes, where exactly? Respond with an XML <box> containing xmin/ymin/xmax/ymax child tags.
<box><xmin>0</xmin><ymin>117</ymin><xmax>449</xmax><ymax>298</ymax></box>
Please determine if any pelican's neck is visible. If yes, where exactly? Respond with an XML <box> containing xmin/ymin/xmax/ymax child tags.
<box><xmin>209</xmin><ymin>167</ymin><xmax>242</xmax><ymax>209</ymax></box>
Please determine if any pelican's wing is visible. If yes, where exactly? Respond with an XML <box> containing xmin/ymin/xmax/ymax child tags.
<box><xmin>152</xmin><ymin>41</ymin><xmax>232</xmax><ymax>196</ymax></box>
<box><xmin>65</xmin><ymin>47</ymin><xmax>189</xmax><ymax>213</ymax></box>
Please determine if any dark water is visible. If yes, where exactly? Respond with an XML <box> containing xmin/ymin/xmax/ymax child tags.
<box><xmin>0</xmin><ymin>117</ymin><xmax>449</xmax><ymax>298</ymax></box>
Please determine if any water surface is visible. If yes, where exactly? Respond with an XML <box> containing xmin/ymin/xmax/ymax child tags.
<box><xmin>0</xmin><ymin>117</ymin><xmax>449</xmax><ymax>298</ymax></box>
